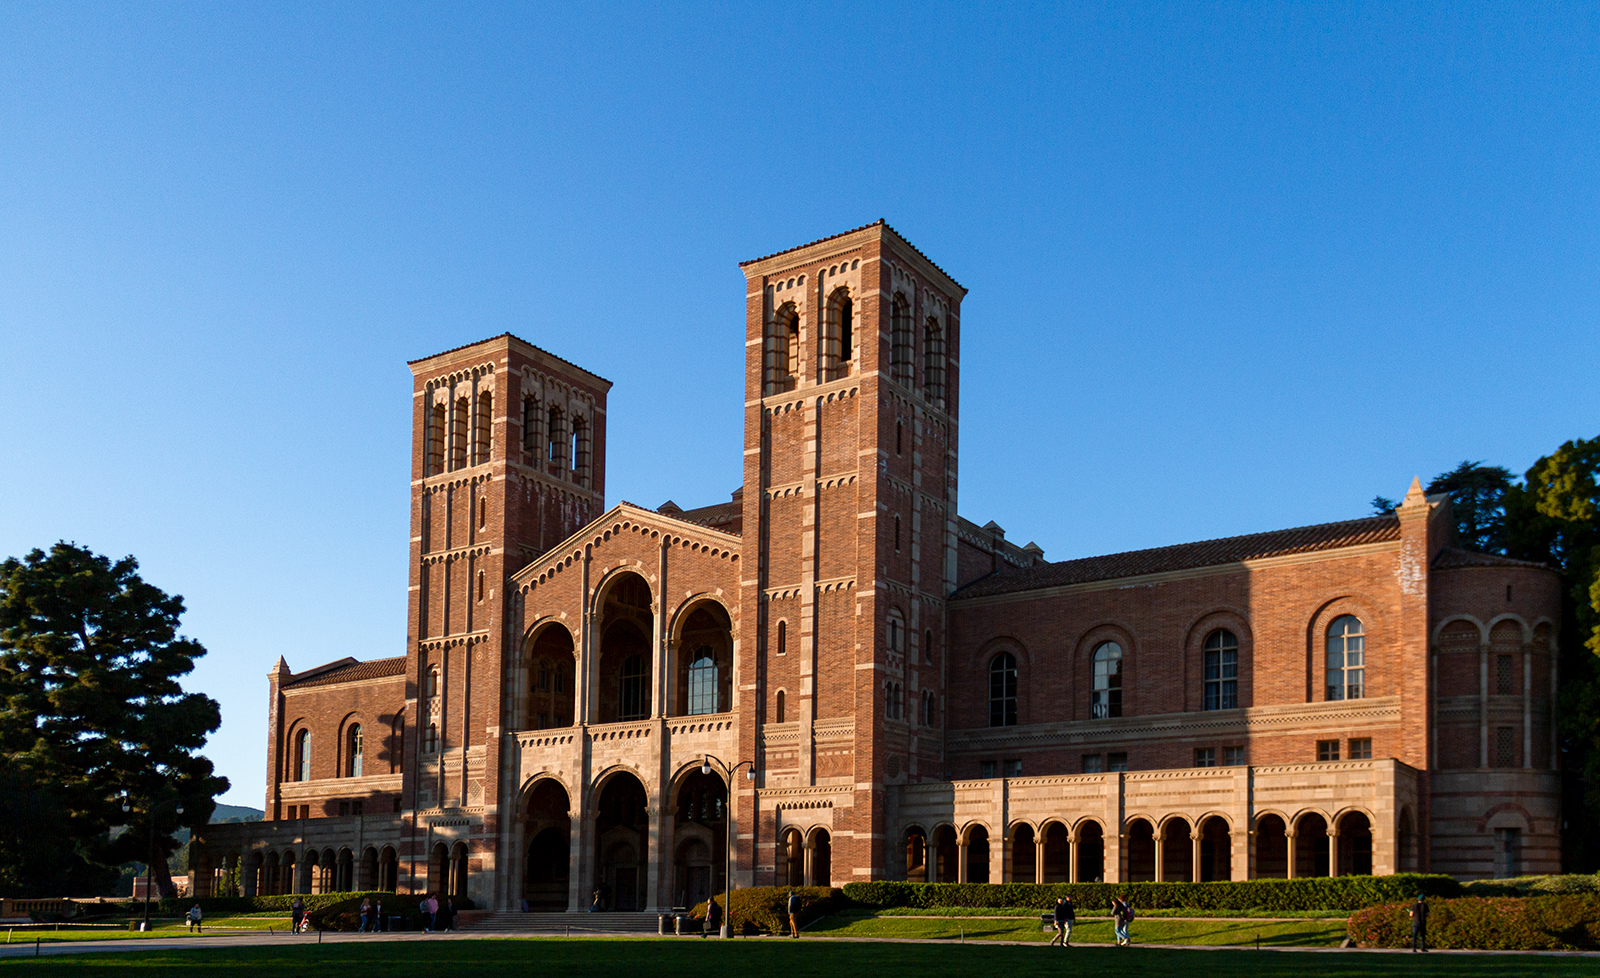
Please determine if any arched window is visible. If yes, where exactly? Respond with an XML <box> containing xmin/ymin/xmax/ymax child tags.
<box><xmin>1091</xmin><ymin>642</ymin><xmax>1123</xmax><ymax>719</ymax></box>
<box><xmin>775</xmin><ymin>689</ymin><xmax>786</xmax><ymax>724</ymax></box>
<box><xmin>1326</xmin><ymin>615</ymin><xmax>1365</xmax><ymax>701</ymax></box>
<box><xmin>890</xmin><ymin>293</ymin><xmax>913</xmax><ymax>384</ymax></box>
<box><xmin>925</xmin><ymin>629</ymin><xmax>935</xmax><ymax>665</ymax></box>
<box><xmin>476</xmin><ymin>497</ymin><xmax>486</xmax><ymax>530</ymax></box>
<box><xmin>426</xmin><ymin>668</ymin><xmax>439</xmax><ymax>699</ymax></box>
<box><xmin>294</xmin><ymin>729</ymin><xmax>311</xmax><ymax>781</ymax></box>
<box><xmin>522</xmin><ymin>394</ymin><xmax>541</xmax><ymax>461</ymax></box>
<box><xmin>619</xmin><ymin>654</ymin><xmax>649</xmax><ymax>721</ymax></box>
<box><xmin>451</xmin><ymin>397</ymin><xmax>469</xmax><ymax>469</ymax></box>
<box><xmin>886</xmin><ymin>614</ymin><xmax>906</xmax><ymax>655</ymax></box>
<box><xmin>925</xmin><ymin>690</ymin><xmax>936</xmax><ymax>726</ymax></box>
<box><xmin>687</xmin><ymin>650</ymin><xmax>717</xmax><ymax>716</ymax></box>
<box><xmin>1203</xmin><ymin>629</ymin><xmax>1239</xmax><ymax>711</ymax></box>
<box><xmin>571</xmin><ymin>415</ymin><xmax>590</xmax><ymax>484</ymax></box>
<box><xmin>766</xmin><ymin>302</ymin><xmax>799</xmax><ymax>394</ymax></box>
<box><xmin>923</xmin><ymin>317</ymin><xmax>945</xmax><ymax>405</ymax></box>
<box><xmin>476</xmin><ymin>570</ymin><xmax>485</xmax><ymax>602</ymax></box>
<box><xmin>896</xmin><ymin>419</ymin><xmax>903</xmax><ymax>455</ymax></box>
<box><xmin>346</xmin><ymin>724</ymin><xmax>363</xmax><ymax>778</ymax></box>
<box><xmin>473</xmin><ymin>391</ymin><xmax>492</xmax><ymax>465</ymax></box>
<box><xmin>423</xmin><ymin>723</ymin><xmax>439</xmax><ymax>753</ymax></box>
<box><xmin>894</xmin><ymin>514</ymin><xmax>902</xmax><ymax>551</ymax></box>
<box><xmin>427</xmin><ymin>403</ymin><xmax>446</xmax><ymax>475</ymax></box>
<box><xmin>546</xmin><ymin>406</ymin><xmax>566</xmax><ymax>466</ymax></box>
<box><xmin>988</xmin><ymin>652</ymin><xmax>1018</xmax><ymax>727</ymax></box>
<box><xmin>776</xmin><ymin>619</ymin><xmax>786</xmax><ymax>656</ymax></box>
<box><xmin>821</xmin><ymin>288</ymin><xmax>853</xmax><ymax>382</ymax></box>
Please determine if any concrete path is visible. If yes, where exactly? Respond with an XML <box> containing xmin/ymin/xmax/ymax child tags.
<box><xmin>1</xmin><ymin>928</ymin><xmax>1597</xmax><ymax>960</ymax></box>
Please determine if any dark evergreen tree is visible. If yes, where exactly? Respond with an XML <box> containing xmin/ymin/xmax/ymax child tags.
<box><xmin>0</xmin><ymin>543</ymin><xmax>227</xmax><ymax>897</ymax></box>
<box><xmin>1426</xmin><ymin>460</ymin><xmax>1516</xmax><ymax>554</ymax></box>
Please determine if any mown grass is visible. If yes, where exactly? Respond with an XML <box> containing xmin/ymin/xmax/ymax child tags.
<box><xmin>873</xmin><ymin>905</ymin><xmax>1348</xmax><ymax>919</ymax></box>
<box><xmin>3</xmin><ymin>937</ymin><xmax>1596</xmax><ymax>978</ymax></box>
<box><xmin>7</xmin><ymin>917</ymin><xmax>296</xmax><ymax>943</ymax></box>
<box><xmin>808</xmin><ymin>909</ymin><xmax>1346</xmax><ymax>946</ymax></box>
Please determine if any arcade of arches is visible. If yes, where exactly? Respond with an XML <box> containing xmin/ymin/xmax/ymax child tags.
<box><xmin>899</xmin><ymin>810</ymin><xmax>1379</xmax><ymax>882</ymax></box>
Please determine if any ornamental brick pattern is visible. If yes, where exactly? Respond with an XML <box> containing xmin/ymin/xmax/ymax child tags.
<box><xmin>193</xmin><ymin>222</ymin><xmax>1563</xmax><ymax>908</ymax></box>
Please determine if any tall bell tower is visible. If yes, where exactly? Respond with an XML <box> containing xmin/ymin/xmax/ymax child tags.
<box><xmin>737</xmin><ymin>221</ymin><xmax>966</xmax><ymax>880</ymax></box>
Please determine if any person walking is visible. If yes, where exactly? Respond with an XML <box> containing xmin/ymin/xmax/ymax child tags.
<box><xmin>703</xmin><ymin>897</ymin><xmax>722</xmax><ymax>938</ymax></box>
<box><xmin>187</xmin><ymin>904</ymin><xmax>203</xmax><ymax>934</ymax></box>
<box><xmin>1111</xmin><ymin>895</ymin><xmax>1133</xmax><ymax>946</ymax></box>
<box><xmin>442</xmin><ymin>897</ymin><xmax>456</xmax><ymax>932</ymax></box>
<box><xmin>359</xmin><ymin>897</ymin><xmax>371</xmax><ymax>934</ymax></box>
<box><xmin>1050</xmin><ymin>896</ymin><xmax>1074</xmax><ymax>947</ymax></box>
<box><xmin>1409</xmin><ymin>893</ymin><xmax>1429</xmax><ymax>953</ymax></box>
<box><xmin>373</xmin><ymin>898</ymin><xmax>383</xmax><ymax>933</ymax></box>
<box><xmin>425</xmin><ymin>893</ymin><xmax>439</xmax><ymax>933</ymax></box>
<box><xmin>787</xmin><ymin>890</ymin><xmax>802</xmax><ymax>938</ymax></box>
<box><xmin>290</xmin><ymin>896</ymin><xmax>305</xmax><ymax>934</ymax></box>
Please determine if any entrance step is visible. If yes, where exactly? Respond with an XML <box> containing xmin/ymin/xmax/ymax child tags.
<box><xmin>463</xmin><ymin>911</ymin><xmax>668</xmax><ymax>935</ymax></box>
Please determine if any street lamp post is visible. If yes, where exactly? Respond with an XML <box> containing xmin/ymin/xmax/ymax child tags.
<box><xmin>122</xmin><ymin>793</ymin><xmax>184</xmax><ymax>933</ymax></box>
<box><xmin>700</xmin><ymin>753</ymin><xmax>756</xmax><ymax>939</ymax></box>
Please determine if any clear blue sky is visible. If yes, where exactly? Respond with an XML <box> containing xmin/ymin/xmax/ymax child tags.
<box><xmin>2</xmin><ymin>3</ymin><xmax>1596</xmax><ymax>807</ymax></box>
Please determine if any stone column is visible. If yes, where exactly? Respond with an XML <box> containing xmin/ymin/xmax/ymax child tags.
<box><xmin>1153</xmin><ymin>827</ymin><xmax>1165</xmax><ymax>883</ymax></box>
<box><xmin>1036</xmin><ymin>832</ymin><xmax>1047</xmax><ymax>884</ymax></box>
<box><xmin>803</xmin><ymin>840</ymin><xmax>814</xmax><ymax>886</ymax></box>
<box><xmin>957</xmin><ymin>837</ymin><xmax>969</xmax><ymax>883</ymax></box>
<box><xmin>1285</xmin><ymin>828</ymin><xmax>1298</xmax><ymax>879</ymax></box>
<box><xmin>1191</xmin><ymin>829</ymin><xmax>1203</xmax><ymax>883</ymax></box>
<box><xmin>1327</xmin><ymin>826</ymin><xmax>1340</xmax><ymax>877</ymax></box>
<box><xmin>1067</xmin><ymin>831</ymin><xmax>1079</xmax><ymax>883</ymax></box>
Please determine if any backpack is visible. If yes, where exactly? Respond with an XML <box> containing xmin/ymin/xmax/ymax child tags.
<box><xmin>1124</xmin><ymin>904</ymin><xmax>1135</xmax><ymax>922</ymax></box>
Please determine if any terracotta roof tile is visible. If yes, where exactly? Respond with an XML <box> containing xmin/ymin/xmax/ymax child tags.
<box><xmin>953</xmin><ymin>515</ymin><xmax>1402</xmax><ymax>600</ymax></box>
<box><xmin>284</xmin><ymin>655</ymin><xmax>408</xmax><ymax>690</ymax></box>
<box><xmin>1432</xmin><ymin>547</ymin><xmax>1550</xmax><ymax>571</ymax></box>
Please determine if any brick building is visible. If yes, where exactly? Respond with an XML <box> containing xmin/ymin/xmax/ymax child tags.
<box><xmin>193</xmin><ymin>221</ymin><xmax>1562</xmax><ymax>909</ymax></box>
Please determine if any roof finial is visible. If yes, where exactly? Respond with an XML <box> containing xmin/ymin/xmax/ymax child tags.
<box><xmin>1400</xmin><ymin>476</ymin><xmax>1427</xmax><ymax>509</ymax></box>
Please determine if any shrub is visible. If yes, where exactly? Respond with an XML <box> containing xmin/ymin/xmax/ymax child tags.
<box><xmin>690</xmin><ymin>886</ymin><xmax>844</xmax><ymax>934</ymax></box>
<box><xmin>100</xmin><ymin>891</ymin><xmax>419</xmax><ymax>921</ymax></box>
<box><xmin>307</xmin><ymin>893</ymin><xmax>435</xmax><ymax>932</ymax></box>
<box><xmin>841</xmin><ymin>875</ymin><xmax>1460</xmax><ymax>913</ymax></box>
<box><xmin>1462</xmin><ymin>874</ymin><xmax>1600</xmax><ymax>898</ymax></box>
<box><xmin>1347</xmin><ymin>894</ymin><xmax>1600</xmax><ymax>950</ymax></box>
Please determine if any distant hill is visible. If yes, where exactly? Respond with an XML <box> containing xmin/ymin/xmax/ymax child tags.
<box><xmin>210</xmin><ymin>804</ymin><xmax>263</xmax><ymax>824</ymax></box>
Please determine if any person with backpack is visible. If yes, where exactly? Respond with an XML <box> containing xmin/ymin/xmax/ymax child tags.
<box><xmin>290</xmin><ymin>896</ymin><xmax>305</xmax><ymax>933</ymax></box>
<box><xmin>1111</xmin><ymin>894</ymin><xmax>1133</xmax><ymax>946</ymax></box>
<box><xmin>1409</xmin><ymin>893</ymin><xmax>1429</xmax><ymax>952</ymax></box>
<box><xmin>187</xmin><ymin>904</ymin><xmax>203</xmax><ymax>933</ymax></box>
<box><xmin>1050</xmin><ymin>896</ymin><xmax>1074</xmax><ymax>947</ymax></box>
<box><xmin>703</xmin><ymin>897</ymin><xmax>723</xmax><ymax>938</ymax></box>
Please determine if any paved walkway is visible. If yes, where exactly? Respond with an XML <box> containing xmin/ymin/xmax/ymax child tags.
<box><xmin>2</xmin><ymin>928</ymin><xmax>1597</xmax><ymax>960</ymax></box>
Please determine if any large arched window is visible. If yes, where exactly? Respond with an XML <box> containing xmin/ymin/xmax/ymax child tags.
<box><xmin>571</xmin><ymin>415</ymin><xmax>590</xmax><ymax>484</ymax></box>
<box><xmin>427</xmin><ymin>402</ymin><xmax>446</xmax><ymax>475</ymax></box>
<box><xmin>473</xmin><ymin>391</ymin><xmax>492</xmax><ymax>465</ymax></box>
<box><xmin>686</xmin><ymin>650</ymin><xmax>717</xmax><ymax>716</ymax></box>
<box><xmin>619</xmin><ymin>654</ymin><xmax>649</xmax><ymax>721</ymax></box>
<box><xmin>1091</xmin><ymin>642</ymin><xmax>1123</xmax><ymax>719</ymax></box>
<box><xmin>766</xmin><ymin>302</ymin><xmax>800</xmax><ymax>394</ymax></box>
<box><xmin>923</xmin><ymin>317</ymin><xmax>945</xmax><ymax>405</ymax></box>
<box><xmin>988</xmin><ymin>652</ymin><xmax>1018</xmax><ymax>727</ymax></box>
<box><xmin>423</xmin><ymin>723</ymin><xmax>439</xmax><ymax>753</ymax></box>
<box><xmin>890</xmin><ymin>292</ymin><xmax>913</xmax><ymax>384</ymax></box>
<box><xmin>1202</xmin><ymin>630</ymin><xmax>1238</xmax><ymax>711</ymax></box>
<box><xmin>451</xmin><ymin>397</ymin><xmax>469</xmax><ymax>469</ymax></box>
<box><xmin>346</xmin><ymin>724</ymin><xmax>363</xmax><ymax>778</ymax></box>
<box><xmin>546</xmin><ymin>406</ymin><xmax>566</xmax><ymax>466</ymax></box>
<box><xmin>522</xmin><ymin>394</ymin><xmax>541</xmax><ymax>461</ymax></box>
<box><xmin>294</xmin><ymin>729</ymin><xmax>311</xmax><ymax>781</ymax></box>
<box><xmin>821</xmin><ymin>288</ymin><xmax>853</xmax><ymax>382</ymax></box>
<box><xmin>1326</xmin><ymin>615</ymin><xmax>1365</xmax><ymax>701</ymax></box>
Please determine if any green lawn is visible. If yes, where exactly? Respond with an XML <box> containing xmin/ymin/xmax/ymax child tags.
<box><xmin>7</xmin><ymin>917</ymin><xmax>296</xmax><ymax>943</ymax></box>
<box><xmin>3</xmin><ymin>938</ymin><xmax>1596</xmax><ymax>978</ymax></box>
<box><xmin>808</xmin><ymin>909</ymin><xmax>1347</xmax><ymax>946</ymax></box>
<box><xmin>873</xmin><ymin>905</ymin><xmax>1349</xmax><ymax>920</ymax></box>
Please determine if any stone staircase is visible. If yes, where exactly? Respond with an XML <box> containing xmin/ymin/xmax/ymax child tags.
<box><xmin>461</xmin><ymin>911</ymin><xmax>674</xmax><ymax>935</ymax></box>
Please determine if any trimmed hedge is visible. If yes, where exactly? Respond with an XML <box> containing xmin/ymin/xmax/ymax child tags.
<box><xmin>841</xmin><ymin>875</ymin><xmax>1461</xmax><ymax>913</ymax></box>
<box><xmin>690</xmin><ymin>886</ymin><xmax>845</xmax><ymax>935</ymax></box>
<box><xmin>1462</xmin><ymin>874</ymin><xmax>1600</xmax><ymax>898</ymax></box>
<box><xmin>1348</xmin><ymin>894</ymin><xmax>1600</xmax><ymax>950</ymax></box>
<box><xmin>308</xmin><ymin>893</ymin><xmax>435</xmax><ymax>932</ymax></box>
<box><xmin>98</xmin><ymin>891</ymin><xmax>404</xmax><ymax>919</ymax></box>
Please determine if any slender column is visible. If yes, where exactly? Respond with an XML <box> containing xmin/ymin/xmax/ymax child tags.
<box><xmin>1068</xmin><ymin>833</ymin><xmax>1080</xmax><ymax>883</ymax></box>
<box><xmin>1035</xmin><ymin>831</ymin><xmax>1047</xmax><ymax>884</ymax></box>
<box><xmin>957</xmin><ymin>837</ymin><xmax>969</xmax><ymax>883</ymax></box>
<box><xmin>1479</xmin><ymin>643</ymin><xmax>1489</xmax><ymax>767</ymax></box>
<box><xmin>803</xmin><ymin>842</ymin><xmax>814</xmax><ymax>885</ymax></box>
<box><xmin>1523</xmin><ymin>646</ymin><xmax>1533</xmax><ymax>769</ymax></box>
<box><xmin>1285</xmin><ymin>829</ymin><xmax>1298</xmax><ymax>879</ymax></box>
<box><xmin>1153</xmin><ymin>829</ymin><xmax>1165</xmax><ymax>883</ymax></box>
<box><xmin>1327</xmin><ymin>828</ymin><xmax>1340</xmax><ymax>877</ymax></box>
<box><xmin>1191</xmin><ymin>830</ymin><xmax>1203</xmax><ymax>883</ymax></box>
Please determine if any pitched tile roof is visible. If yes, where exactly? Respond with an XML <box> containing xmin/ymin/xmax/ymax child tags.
<box><xmin>953</xmin><ymin>515</ymin><xmax>1403</xmax><ymax>600</ymax></box>
<box><xmin>406</xmin><ymin>332</ymin><xmax>612</xmax><ymax>386</ymax></box>
<box><xmin>1431</xmin><ymin>547</ymin><xmax>1550</xmax><ymax>571</ymax></box>
<box><xmin>284</xmin><ymin>655</ymin><xmax>408</xmax><ymax>690</ymax></box>
<box><xmin>739</xmin><ymin>219</ymin><xmax>965</xmax><ymax>292</ymax></box>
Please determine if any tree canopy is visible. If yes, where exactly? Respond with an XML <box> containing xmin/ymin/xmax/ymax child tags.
<box><xmin>0</xmin><ymin>542</ymin><xmax>227</xmax><ymax>897</ymax></box>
